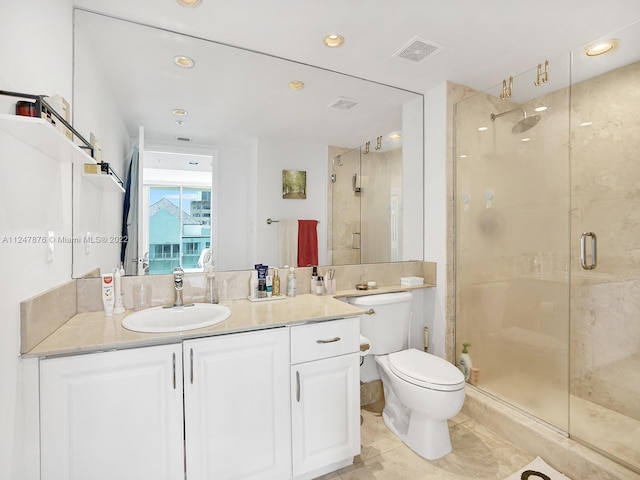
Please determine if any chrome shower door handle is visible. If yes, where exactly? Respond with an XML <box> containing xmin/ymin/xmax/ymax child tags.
<box><xmin>580</xmin><ymin>232</ymin><xmax>597</xmax><ymax>270</ymax></box>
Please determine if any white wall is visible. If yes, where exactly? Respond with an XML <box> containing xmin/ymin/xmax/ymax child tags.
<box><xmin>0</xmin><ymin>1</ymin><xmax>74</xmax><ymax>478</ymax></box>
<box><xmin>216</xmin><ymin>144</ymin><xmax>252</xmax><ymax>270</ymax></box>
<box><xmin>254</xmin><ymin>138</ymin><xmax>328</xmax><ymax>268</ymax></box>
<box><xmin>423</xmin><ymin>82</ymin><xmax>448</xmax><ymax>358</ymax></box>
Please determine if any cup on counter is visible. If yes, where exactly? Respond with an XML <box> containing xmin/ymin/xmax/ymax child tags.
<box><xmin>323</xmin><ymin>278</ymin><xmax>336</xmax><ymax>295</ymax></box>
<box><xmin>133</xmin><ymin>284</ymin><xmax>152</xmax><ymax>310</ymax></box>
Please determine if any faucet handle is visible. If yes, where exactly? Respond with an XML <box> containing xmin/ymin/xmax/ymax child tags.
<box><xmin>173</xmin><ymin>266</ymin><xmax>184</xmax><ymax>276</ymax></box>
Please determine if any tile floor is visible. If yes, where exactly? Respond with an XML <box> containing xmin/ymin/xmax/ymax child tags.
<box><xmin>318</xmin><ymin>408</ymin><xmax>535</xmax><ymax>480</ymax></box>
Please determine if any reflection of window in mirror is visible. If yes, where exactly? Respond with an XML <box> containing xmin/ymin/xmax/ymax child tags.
<box><xmin>142</xmin><ymin>150</ymin><xmax>214</xmax><ymax>275</ymax></box>
<box><xmin>146</xmin><ymin>187</ymin><xmax>211</xmax><ymax>274</ymax></box>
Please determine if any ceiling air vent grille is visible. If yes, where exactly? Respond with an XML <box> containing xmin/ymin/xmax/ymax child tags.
<box><xmin>328</xmin><ymin>97</ymin><xmax>359</xmax><ymax>111</ymax></box>
<box><xmin>393</xmin><ymin>36</ymin><xmax>443</xmax><ymax>62</ymax></box>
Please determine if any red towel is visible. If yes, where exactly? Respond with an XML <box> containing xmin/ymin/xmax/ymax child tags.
<box><xmin>297</xmin><ymin>220</ymin><xmax>318</xmax><ymax>267</ymax></box>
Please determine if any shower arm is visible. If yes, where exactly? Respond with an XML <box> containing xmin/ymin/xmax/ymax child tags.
<box><xmin>490</xmin><ymin>107</ymin><xmax>527</xmax><ymax>121</ymax></box>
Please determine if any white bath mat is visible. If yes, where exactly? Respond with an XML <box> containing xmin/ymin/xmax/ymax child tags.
<box><xmin>504</xmin><ymin>456</ymin><xmax>572</xmax><ymax>480</ymax></box>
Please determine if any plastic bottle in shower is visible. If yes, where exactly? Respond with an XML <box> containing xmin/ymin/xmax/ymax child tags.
<box><xmin>457</xmin><ymin>343</ymin><xmax>473</xmax><ymax>382</ymax></box>
<box><xmin>287</xmin><ymin>266</ymin><xmax>297</xmax><ymax>297</ymax></box>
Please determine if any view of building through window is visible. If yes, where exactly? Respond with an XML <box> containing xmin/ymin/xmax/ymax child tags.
<box><xmin>147</xmin><ymin>186</ymin><xmax>211</xmax><ymax>274</ymax></box>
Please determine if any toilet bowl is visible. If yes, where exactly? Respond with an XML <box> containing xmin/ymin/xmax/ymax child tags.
<box><xmin>376</xmin><ymin>349</ymin><xmax>465</xmax><ymax>460</ymax></box>
<box><xmin>347</xmin><ymin>292</ymin><xmax>465</xmax><ymax>460</ymax></box>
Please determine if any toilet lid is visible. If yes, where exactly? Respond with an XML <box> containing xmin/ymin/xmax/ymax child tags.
<box><xmin>388</xmin><ymin>349</ymin><xmax>465</xmax><ymax>391</ymax></box>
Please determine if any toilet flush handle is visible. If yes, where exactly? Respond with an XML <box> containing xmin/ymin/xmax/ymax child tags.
<box><xmin>365</xmin><ymin>308</ymin><xmax>375</xmax><ymax>316</ymax></box>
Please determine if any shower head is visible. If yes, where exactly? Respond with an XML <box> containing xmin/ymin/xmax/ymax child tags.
<box><xmin>490</xmin><ymin>107</ymin><xmax>541</xmax><ymax>133</ymax></box>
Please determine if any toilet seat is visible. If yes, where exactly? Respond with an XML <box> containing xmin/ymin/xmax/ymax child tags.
<box><xmin>388</xmin><ymin>349</ymin><xmax>465</xmax><ymax>392</ymax></box>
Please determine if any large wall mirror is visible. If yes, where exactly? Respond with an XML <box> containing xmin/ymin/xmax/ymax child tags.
<box><xmin>71</xmin><ymin>8</ymin><xmax>424</xmax><ymax>277</ymax></box>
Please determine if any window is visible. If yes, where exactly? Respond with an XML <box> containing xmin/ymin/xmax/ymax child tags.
<box><xmin>147</xmin><ymin>186</ymin><xmax>212</xmax><ymax>274</ymax></box>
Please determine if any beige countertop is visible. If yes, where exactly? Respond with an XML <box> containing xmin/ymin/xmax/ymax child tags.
<box><xmin>25</xmin><ymin>284</ymin><xmax>434</xmax><ymax>359</ymax></box>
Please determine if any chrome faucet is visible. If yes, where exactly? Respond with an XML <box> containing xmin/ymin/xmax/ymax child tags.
<box><xmin>173</xmin><ymin>267</ymin><xmax>184</xmax><ymax>307</ymax></box>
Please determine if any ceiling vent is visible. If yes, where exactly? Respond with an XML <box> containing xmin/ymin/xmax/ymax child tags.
<box><xmin>393</xmin><ymin>36</ymin><xmax>443</xmax><ymax>62</ymax></box>
<box><xmin>328</xmin><ymin>97</ymin><xmax>359</xmax><ymax>111</ymax></box>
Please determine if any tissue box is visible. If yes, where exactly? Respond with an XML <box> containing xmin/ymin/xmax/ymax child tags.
<box><xmin>401</xmin><ymin>276</ymin><xmax>424</xmax><ymax>286</ymax></box>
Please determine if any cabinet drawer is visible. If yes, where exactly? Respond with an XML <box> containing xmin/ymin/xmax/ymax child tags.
<box><xmin>291</xmin><ymin>317</ymin><xmax>359</xmax><ymax>364</ymax></box>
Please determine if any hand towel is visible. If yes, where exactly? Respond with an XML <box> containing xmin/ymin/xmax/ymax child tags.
<box><xmin>297</xmin><ymin>219</ymin><xmax>318</xmax><ymax>267</ymax></box>
<box><xmin>279</xmin><ymin>220</ymin><xmax>298</xmax><ymax>268</ymax></box>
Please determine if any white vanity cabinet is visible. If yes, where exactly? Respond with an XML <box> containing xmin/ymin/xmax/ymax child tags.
<box><xmin>38</xmin><ymin>317</ymin><xmax>360</xmax><ymax>480</ymax></box>
<box><xmin>290</xmin><ymin>317</ymin><xmax>361</xmax><ymax>479</ymax></box>
<box><xmin>183</xmin><ymin>327</ymin><xmax>291</xmax><ymax>480</ymax></box>
<box><xmin>39</xmin><ymin>343</ymin><xmax>184</xmax><ymax>480</ymax></box>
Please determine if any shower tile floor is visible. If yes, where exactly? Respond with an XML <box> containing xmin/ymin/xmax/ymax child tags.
<box><xmin>317</xmin><ymin>408</ymin><xmax>535</xmax><ymax>480</ymax></box>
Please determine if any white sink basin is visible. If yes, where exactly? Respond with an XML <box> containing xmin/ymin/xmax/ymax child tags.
<box><xmin>122</xmin><ymin>303</ymin><xmax>231</xmax><ymax>333</ymax></box>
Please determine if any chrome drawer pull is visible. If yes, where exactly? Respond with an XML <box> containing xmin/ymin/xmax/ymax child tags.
<box><xmin>316</xmin><ymin>337</ymin><xmax>341</xmax><ymax>344</ymax></box>
<box><xmin>172</xmin><ymin>353</ymin><xmax>176</xmax><ymax>390</ymax></box>
<box><xmin>296</xmin><ymin>371</ymin><xmax>301</xmax><ymax>402</ymax></box>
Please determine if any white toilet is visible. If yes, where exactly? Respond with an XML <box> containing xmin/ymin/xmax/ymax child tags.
<box><xmin>348</xmin><ymin>291</ymin><xmax>465</xmax><ymax>460</ymax></box>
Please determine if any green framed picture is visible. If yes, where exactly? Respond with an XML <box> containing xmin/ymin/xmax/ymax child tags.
<box><xmin>282</xmin><ymin>170</ymin><xmax>307</xmax><ymax>199</ymax></box>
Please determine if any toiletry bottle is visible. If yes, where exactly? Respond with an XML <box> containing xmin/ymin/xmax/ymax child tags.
<box><xmin>316</xmin><ymin>276</ymin><xmax>324</xmax><ymax>295</ymax></box>
<box><xmin>273</xmin><ymin>268</ymin><xmax>281</xmax><ymax>297</ymax></box>
<box><xmin>101</xmin><ymin>273</ymin><xmax>115</xmax><ymax>316</ymax></box>
<box><xmin>457</xmin><ymin>343</ymin><xmax>473</xmax><ymax>382</ymax></box>
<box><xmin>311</xmin><ymin>266</ymin><xmax>318</xmax><ymax>295</ymax></box>
<box><xmin>113</xmin><ymin>267</ymin><xmax>125</xmax><ymax>315</ymax></box>
<box><xmin>266</xmin><ymin>274</ymin><xmax>273</xmax><ymax>297</ymax></box>
<box><xmin>249</xmin><ymin>270</ymin><xmax>259</xmax><ymax>300</ymax></box>
<box><xmin>287</xmin><ymin>266</ymin><xmax>297</xmax><ymax>297</ymax></box>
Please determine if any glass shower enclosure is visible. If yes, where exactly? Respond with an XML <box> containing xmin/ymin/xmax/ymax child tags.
<box><xmin>329</xmin><ymin>136</ymin><xmax>403</xmax><ymax>266</ymax></box>
<box><xmin>454</xmin><ymin>20</ymin><xmax>640</xmax><ymax>472</ymax></box>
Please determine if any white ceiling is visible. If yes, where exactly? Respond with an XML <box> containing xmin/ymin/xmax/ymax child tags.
<box><xmin>72</xmin><ymin>0</ymin><xmax>640</xmax><ymax>152</ymax></box>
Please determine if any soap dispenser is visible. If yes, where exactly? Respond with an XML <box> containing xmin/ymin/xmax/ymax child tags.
<box><xmin>457</xmin><ymin>343</ymin><xmax>473</xmax><ymax>382</ymax></box>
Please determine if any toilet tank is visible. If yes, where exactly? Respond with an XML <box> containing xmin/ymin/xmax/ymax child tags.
<box><xmin>347</xmin><ymin>291</ymin><xmax>413</xmax><ymax>354</ymax></box>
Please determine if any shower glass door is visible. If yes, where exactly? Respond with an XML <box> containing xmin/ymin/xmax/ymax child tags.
<box><xmin>454</xmin><ymin>54</ymin><xmax>572</xmax><ymax>431</ymax></box>
<box><xmin>569</xmin><ymin>23</ymin><xmax>640</xmax><ymax>470</ymax></box>
<box><xmin>329</xmin><ymin>136</ymin><xmax>404</xmax><ymax>266</ymax></box>
<box><xmin>329</xmin><ymin>146</ymin><xmax>362</xmax><ymax>266</ymax></box>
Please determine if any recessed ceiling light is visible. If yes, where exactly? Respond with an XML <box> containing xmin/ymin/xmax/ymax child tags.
<box><xmin>534</xmin><ymin>106</ymin><xmax>547</xmax><ymax>112</ymax></box>
<box><xmin>173</xmin><ymin>55</ymin><xmax>195</xmax><ymax>68</ymax></box>
<box><xmin>459</xmin><ymin>154</ymin><xmax>468</xmax><ymax>158</ymax></box>
<box><xmin>478</xmin><ymin>126</ymin><xmax>488</xmax><ymax>132</ymax></box>
<box><xmin>584</xmin><ymin>39</ymin><xmax>618</xmax><ymax>57</ymax></box>
<box><xmin>389</xmin><ymin>133</ymin><xmax>401</xmax><ymax>140</ymax></box>
<box><xmin>580</xmin><ymin>121</ymin><xmax>593</xmax><ymax>127</ymax></box>
<box><xmin>288</xmin><ymin>80</ymin><xmax>305</xmax><ymax>90</ymax></box>
<box><xmin>177</xmin><ymin>0</ymin><xmax>202</xmax><ymax>6</ymax></box>
<box><xmin>172</xmin><ymin>108</ymin><xmax>188</xmax><ymax>116</ymax></box>
<box><xmin>521</xmin><ymin>137</ymin><xmax>531</xmax><ymax>142</ymax></box>
<box><xmin>324</xmin><ymin>34</ymin><xmax>345</xmax><ymax>48</ymax></box>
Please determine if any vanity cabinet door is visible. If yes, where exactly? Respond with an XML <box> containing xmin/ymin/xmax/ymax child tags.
<box><xmin>40</xmin><ymin>344</ymin><xmax>184</xmax><ymax>480</ymax></box>
<box><xmin>291</xmin><ymin>352</ymin><xmax>361</xmax><ymax>478</ymax></box>
<box><xmin>184</xmin><ymin>328</ymin><xmax>291</xmax><ymax>480</ymax></box>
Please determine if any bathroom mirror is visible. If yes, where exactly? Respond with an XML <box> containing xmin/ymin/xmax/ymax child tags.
<box><xmin>71</xmin><ymin>9</ymin><xmax>424</xmax><ymax>277</ymax></box>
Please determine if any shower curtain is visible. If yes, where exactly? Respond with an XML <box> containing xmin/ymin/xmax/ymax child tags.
<box><xmin>121</xmin><ymin>146</ymin><xmax>139</xmax><ymax>276</ymax></box>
